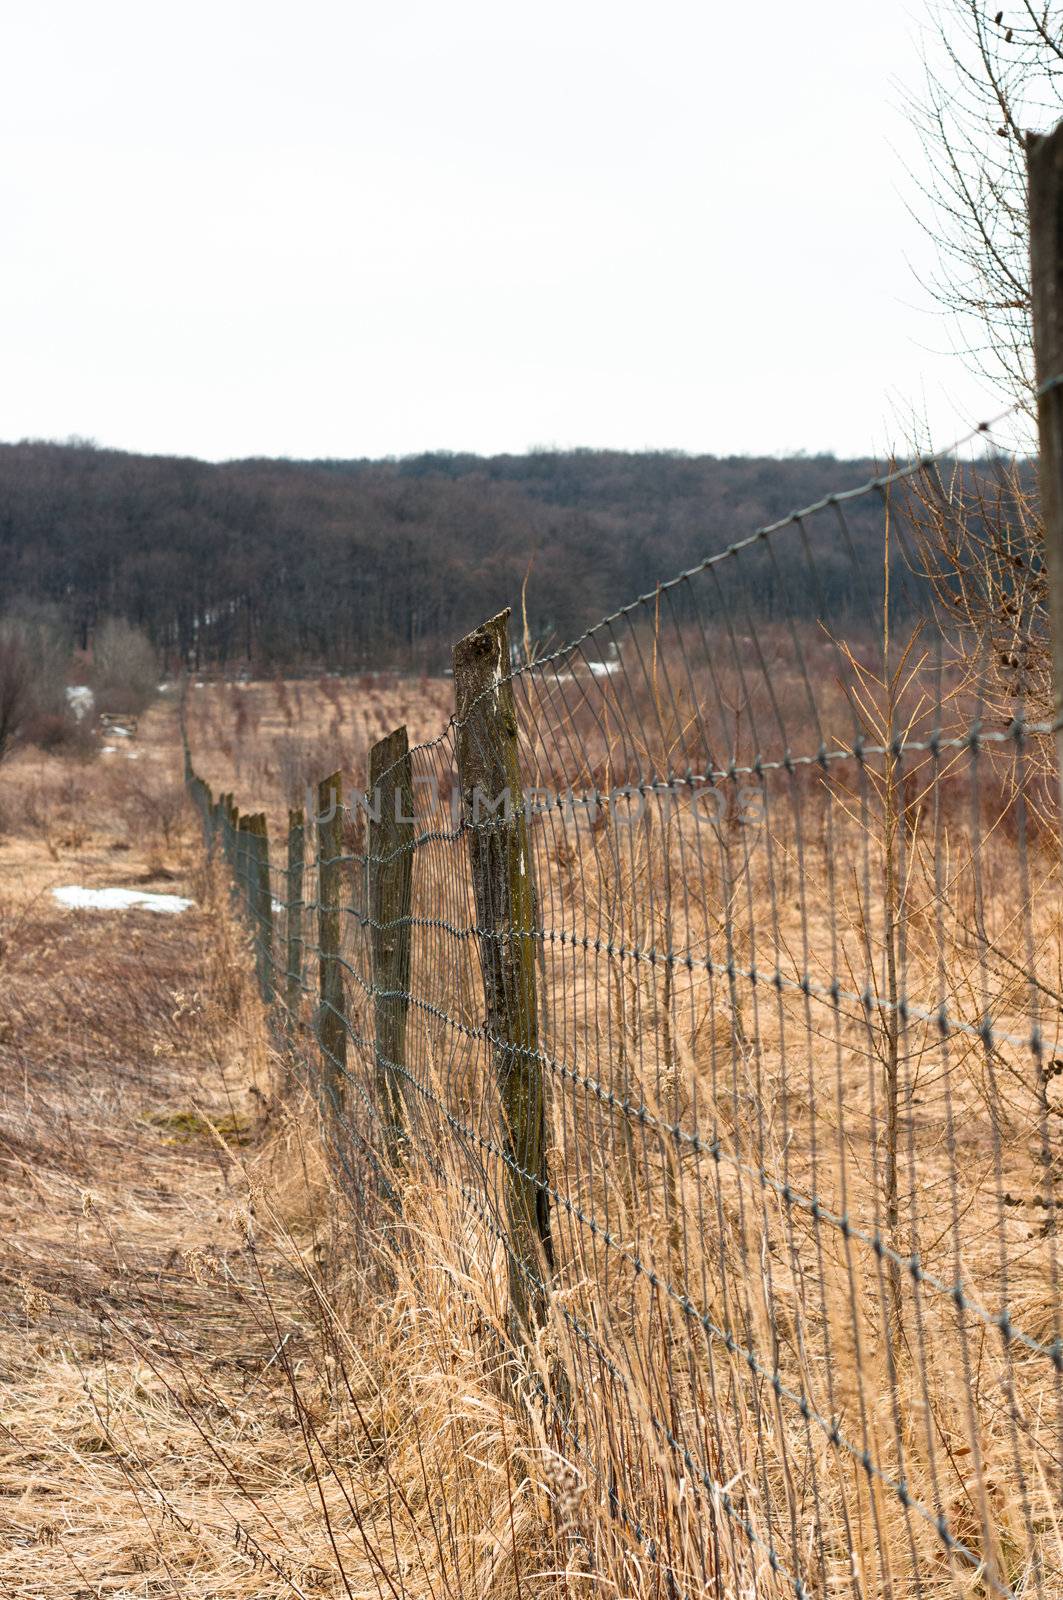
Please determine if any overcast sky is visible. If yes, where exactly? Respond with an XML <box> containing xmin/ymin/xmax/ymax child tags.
<box><xmin>0</xmin><ymin>2</ymin><xmax>1008</xmax><ymax>463</ymax></box>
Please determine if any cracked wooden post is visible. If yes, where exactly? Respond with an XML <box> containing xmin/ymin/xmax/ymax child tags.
<box><xmin>316</xmin><ymin>770</ymin><xmax>347</xmax><ymax>1115</ymax></box>
<box><xmin>285</xmin><ymin>806</ymin><xmax>305</xmax><ymax>1033</ymax></box>
<box><xmin>369</xmin><ymin>727</ymin><xmax>413</xmax><ymax>1168</ymax></box>
<box><xmin>454</xmin><ymin>608</ymin><xmax>552</xmax><ymax>1334</ymax></box>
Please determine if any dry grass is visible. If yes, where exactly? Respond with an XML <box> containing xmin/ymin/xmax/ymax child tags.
<box><xmin>344</xmin><ymin>675</ymin><xmax>1063</xmax><ymax>1599</ymax></box>
<box><xmin>0</xmin><ymin>696</ymin><xmax>603</xmax><ymax>1599</ymax></box>
<box><xmin>182</xmin><ymin>675</ymin><xmax>453</xmax><ymax>838</ymax></box>
<box><xmin>4</xmin><ymin>660</ymin><xmax>1063</xmax><ymax>1599</ymax></box>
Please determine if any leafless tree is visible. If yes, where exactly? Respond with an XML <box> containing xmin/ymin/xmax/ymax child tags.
<box><xmin>906</xmin><ymin>2</ymin><xmax>1063</xmax><ymax>408</ymax></box>
<box><xmin>92</xmin><ymin>618</ymin><xmax>158</xmax><ymax>716</ymax></box>
<box><xmin>897</xmin><ymin>6</ymin><xmax>1063</xmax><ymax>773</ymax></box>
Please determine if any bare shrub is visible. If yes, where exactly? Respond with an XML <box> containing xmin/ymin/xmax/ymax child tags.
<box><xmin>272</xmin><ymin>731</ymin><xmax>367</xmax><ymax>807</ymax></box>
<box><xmin>91</xmin><ymin>618</ymin><xmax>158</xmax><ymax>717</ymax></box>
<box><xmin>0</xmin><ymin>611</ymin><xmax>76</xmax><ymax>759</ymax></box>
<box><xmin>30</xmin><ymin>711</ymin><xmax>97</xmax><ymax>759</ymax></box>
<box><xmin>103</xmin><ymin>765</ymin><xmax>188</xmax><ymax>855</ymax></box>
<box><xmin>0</xmin><ymin>627</ymin><xmax>34</xmax><ymax>761</ymax></box>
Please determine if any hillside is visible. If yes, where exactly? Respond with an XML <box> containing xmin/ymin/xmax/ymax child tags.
<box><xmin>0</xmin><ymin>440</ymin><xmax>895</xmax><ymax>671</ymax></box>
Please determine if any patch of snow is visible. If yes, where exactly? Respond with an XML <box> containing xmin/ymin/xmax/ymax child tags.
<box><xmin>101</xmin><ymin>745</ymin><xmax>117</xmax><ymax>754</ymax></box>
<box><xmin>109</xmin><ymin>724</ymin><xmax>132</xmax><ymax>738</ymax></box>
<box><xmin>65</xmin><ymin>685</ymin><xmax>95</xmax><ymax>720</ymax></box>
<box><xmin>52</xmin><ymin>886</ymin><xmax>193</xmax><ymax>915</ymax></box>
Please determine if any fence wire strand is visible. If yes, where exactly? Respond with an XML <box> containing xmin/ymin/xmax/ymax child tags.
<box><xmin>187</xmin><ymin>401</ymin><xmax>1063</xmax><ymax>1599</ymax></box>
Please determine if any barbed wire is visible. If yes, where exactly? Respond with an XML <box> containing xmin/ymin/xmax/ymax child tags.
<box><xmin>185</xmin><ymin>384</ymin><xmax>1063</xmax><ymax>1599</ymax></box>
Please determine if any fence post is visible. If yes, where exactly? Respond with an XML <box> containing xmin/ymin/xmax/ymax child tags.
<box><xmin>286</xmin><ymin>806</ymin><xmax>305</xmax><ymax>1032</ymax></box>
<box><xmin>236</xmin><ymin>815</ymin><xmax>253</xmax><ymax>920</ymax></box>
<box><xmin>211</xmin><ymin>793</ymin><xmax>225</xmax><ymax>859</ymax></box>
<box><xmin>317</xmin><ymin>770</ymin><xmax>348</xmax><ymax>1114</ymax></box>
<box><xmin>202</xmin><ymin>780</ymin><xmax>215</xmax><ymax>853</ymax></box>
<box><xmin>196</xmin><ymin>777</ymin><xmax>214</xmax><ymax>850</ymax></box>
<box><xmin>227</xmin><ymin>799</ymin><xmax>241</xmax><ymax>891</ymax></box>
<box><xmin>453</xmin><ymin>608</ymin><xmax>552</xmax><ymax>1333</ymax></box>
<box><xmin>1028</xmin><ymin>121</ymin><xmax>1063</xmax><ymax>813</ymax></box>
<box><xmin>222</xmin><ymin>795</ymin><xmax>237</xmax><ymax>870</ymax></box>
<box><xmin>369</xmin><ymin>727</ymin><xmax>413</xmax><ymax>1167</ymax></box>
<box><xmin>244</xmin><ymin>812</ymin><xmax>273</xmax><ymax>1004</ymax></box>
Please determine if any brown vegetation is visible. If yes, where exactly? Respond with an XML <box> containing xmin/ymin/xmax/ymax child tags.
<box><xmin>0</xmin><ymin>695</ymin><xmax>618</xmax><ymax>1598</ymax></box>
<box><xmin>3</xmin><ymin>595</ymin><xmax>1063</xmax><ymax>1599</ymax></box>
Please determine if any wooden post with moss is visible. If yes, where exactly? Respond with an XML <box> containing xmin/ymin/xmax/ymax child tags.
<box><xmin>454</xmin><ymin>609</ymin><xmax>552</xmax><ymax>1332</ymax></box>
<box><xmin>285</xmin><ymin>806</ymin><xmax>305</xmax><ymax>1031</ymax></box>
<box><xmin>316</xmin><ymin>771</ymin><xmax>347</xmax><ymax>1113</ymax></box>
<box><xmin>368</xmin><ymin>727</ymin><xmax>413</xmax><ymax>1166</ymax></box>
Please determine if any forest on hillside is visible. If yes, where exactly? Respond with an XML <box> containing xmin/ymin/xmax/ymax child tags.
<box><xmin>0</xmin><ymin>439</ymin><xmax>964</xmax><ymax>671</ymax></box>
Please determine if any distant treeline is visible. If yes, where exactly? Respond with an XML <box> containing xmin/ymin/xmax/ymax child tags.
<box><xmin>0</xmin><ymin>439</ymin><xmax>955</xmax><ymax>672</ymax></box>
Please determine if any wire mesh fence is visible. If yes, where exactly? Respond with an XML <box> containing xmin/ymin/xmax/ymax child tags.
<box><xmin>185</xmin><ymin>410</ymin><xmax>1063</xmax><ymax>1598</ymax></box>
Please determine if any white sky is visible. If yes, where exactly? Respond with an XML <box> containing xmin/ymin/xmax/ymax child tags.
<box><xmin>0</xmin><ymin>2</ymin><xmax>1009</xmax><ymax>462</ymax></box>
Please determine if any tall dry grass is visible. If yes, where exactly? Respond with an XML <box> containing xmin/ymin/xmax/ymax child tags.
<box><xmin>4</xmin><ymin>609</ymin><xmax>1062</xmax><ymax>1597</ymax></box>
<box><xmin>245</xmin><ymin>596</ymin><xmax>1063</xmax><ymax>1596</ymax></box>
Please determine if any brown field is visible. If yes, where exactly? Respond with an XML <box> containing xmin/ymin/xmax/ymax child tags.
<box><xmin>181</xmin><ymin>673</ymin><xmax>454</xmax><ymax>837</ymax></box>
<box><xmin>0</xmin><ymin>686</ymin><xmax>602</xmax><ymax>1600</ymax></box>
<box><xmin>3</xmin><ymin>664</ymin><xmax>1063</xmax><ymax>1599</ymax></box>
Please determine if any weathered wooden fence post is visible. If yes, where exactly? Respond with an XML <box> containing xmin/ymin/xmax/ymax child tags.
<box><xmin>222</xmin><ymin>795</ymin><xmax>237</xmax><ymax>871</ymax></box>
<box><xmin>1028</xmin><ymin>120</ymin><xmax>1063</xmax><ymax>815</ymax></box>
<box><xmin>194</xmin><ymin>777</ymin><xmax>214</xmax><ymax>850</ymax></box>
<box><xmin>236</xmin><ymin>814</ymin><xmax>254</xmax><ymax>922</ymax></box>
<box><xmin>286</xmin><ymin>806</ymin><xmax>305</xmax><ymax>1032</ymax></box>
<box><xmin>202</xmin><ymin>780</ymin><xmax>216</xmax><ymax>853</ymax></box>
<box><xmin>316</xmin><ymin>771</ymin><xmax>348</xmax><ymax>1114</ymax></box>
<box><xmin>453</xmin><ymin>608</ymin><xmax>552</xmax><ymax>1333</ymax></box>
<box><xmin>369</xmin><ymin>727</ymin><xmax>413</xmax><ymax>1167</ymax></box>
<box><xmin>244</xmin><ymin>812</ymin><xmax>273</xmax><ymax>1004</ymax></box>
<box><xmin>181</xmin><ymin>720</ymin><xmax>193</xmax><ymax>789</ymax></box>
<box><xmin>223</xmin><ymin>799</ymin><xmax>242</xmax><ymax>918</ymax></box>
<box><xmin>211</xmin><ymin>793</ymin><xmax>225</xmax><ymax>859</ymax></box>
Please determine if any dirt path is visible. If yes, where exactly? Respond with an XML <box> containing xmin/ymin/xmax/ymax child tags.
<box><xmin>0</xmin><ymin>723</ymin><xmax>333</xmax><ymax>1598</ymax></box>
